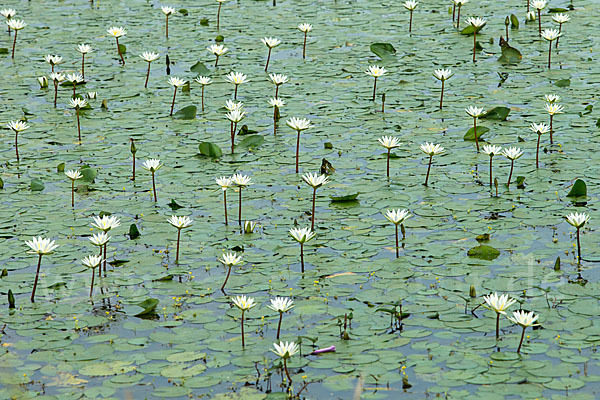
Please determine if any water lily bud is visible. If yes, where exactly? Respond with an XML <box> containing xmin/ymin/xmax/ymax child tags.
<box><xmin>469</xmin><ymin>285</ymin><xmax>477</xmax><ymax>298</ymax></box>
<box><xmin>130</xmin><ymin>139</ymin><xmax>137</xmax><ymax>154</ymax></box>
<box><xmin>554</xmin><ymin>256</ymin><xmax>561</xmax><ymax>271</ymax></box>
<box><xmin>505</xmin><ymin>16</ymin><xmax>510</xmax><ymax>26</ymax></box>
<box><xmin>243</xmin><ymin>220</ymin><xmax>257</xmax><ymax>234</ymax></box>
<box><xmin>38</xmin><ymin>76</ymin><xmax>48</xmax><ymax>88</ymax></box>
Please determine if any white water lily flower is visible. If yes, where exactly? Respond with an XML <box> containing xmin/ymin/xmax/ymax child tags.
<box><xmin>552</xmin><ymin>13</ymin><xmax>570</xmax><ymax>24</ymax></box>
<box><xmin>544</xmin><ymin>103</ymin><xmax>564</xmax><ymax>115</ymax></box>
<box><xmin>243</xmin><ymin>221</ymin><xmax>257</xmax><ymax>233</ymax></box>
<box><xmin>231</xmin><ymin>173</ymin><xmax>251</xmax><ymax>187</ymax></box>
<box><xmin>541</xmin><ymin>28</ymin><xmax>561</xmax><ymax>41</ymax></box>
<box><xmin>531</xmin><ymin>0</ymin><xmax>547</xmax><ymax>10</ymax></box>
<box><xmin>168</xmin><ymin>77</ymin><xmax>186</xmax><ymax>87</ymax></box>
<box><xmin>107</xmin><ymin>26</ymin><xmax>126</xmax><ymax>37</ymax></box>
<box><xmin>403</xmin><ymin>0</ymin><xmax>418</xmax><ymax>10</ymax></box>
<box><xmin>226</xmin><ymin>109</ymin><xmax>246</xmax><ymax>123</ymax></box>
<box><xmin>219</xmin><ymin>252</ymin><xmax>243</xmax><ymax>266</ymax></box>
<box><xmin>195</xmin><ymin>76</ymin><xmax>211</xmax><ymax>85</ymax></box>
<box><xmin>65</xmin><ymin>170</ymin><xmax>83</xmax><ymax>181</ymax></box>
<box><xmin>261</xmin><ymin>37</ymin><xmax>281</xmax><ymax>48</ymax></box>
<box><xmin>378</xmin><ymin>136</ymin><xmax>400</xmax><ymax>150</ymax></box>
<box><xmin>142</xmin><ymin>158</ymin><xmax>163</xmax><ymax>172</ymax></box>
<box><xmin>433</xmin><ymin>68</ymin><xmax>453</xmax><ymax>81</ymax></box>
<box><xmin>272</xmin><ymin>341</ymin><xmax>299</xmax><ymax>359</ymax></box>
<box><xmin>7</xmin><ymin>120</ymin><xmax>30</xmax><ymax>132</ymax></box>
<box><xmin>25</xmin><ymin>237</ymin><xmax>59</xmax><ymax>255</ymax></box>
<box><xmin>302</xmin><ymin>172</ymin><xmax>329</xmax><ymax>189</ymax></box>
<box><xmin>69</xmin><ymin>98</ymin><xmax>87</xmax><ymax>109</ymax></box>
<box><xmin>7</xmin><ymin>19</ymin><xmax>25</xmax><ymax>30</ymax></box>
<box><xmin>216</xmin><ymin>176</ymin><xmax>233</xmax><ymax>190</ymax></box>
<box><xmin>231</xmin><ymin>295</ymin><xmax>256</xmax><ymax>311</ymax></box>
<box><xmin>44</xmin><ymin>55</ymin><xmax>63</xmax><ymax>66</ymax></box>
<box><xmin>140</xmin><ymin>51</ymin><xmax>160</xmax><ymax>62</ymax></box>
<box><xmin>565</xmin><ymin>212</ymin><xmax>590</xmax><ymax>229</ymax></box>
<box><xmin>50</xmin><ymin>72</ymin><xmax>65</xmax><ymax>82</ymax></box>
<box><xmin>168</xmin><ymin>215</ymin><xmax>193</xmax><ymax>229</ymax></box>
<box><xmin>530</xmin><ymin>123</ymin><xmax>550</xmax><ymax>134</ymax></box>
<box><xmin>207</xmin><ymin>44</ymin><xmax>228</xmax><ymax>56</ymax></box>
<box><xmin>268</xmin><ymin>297</ymin><xmax>294</xmax><ymax>313</ymax></box>
<box><xmin>289</xmin><ymin>227</ymin><xmax>316</xmax><ymax>244</ymax></box>
<box><xmin>0</xmin><ymin>9</ymin><xmax>16</xmax><ymax>19</ymax></box>
<box><xmin>81</xmin><ymin>254</ymin><xmax>103</xmax><ymax>269</ymax></box>
<box><xmin>226</xmin><ymin>72</ymin><xmax>249</xmax><ymax>85</ymax></box>
<box><xmin>89</xmin><ymin>232</ymin><xmax>110</xmax><ymax>247</ymax></box>
<box><xmin>269</xmin><ymin>73</ymin><xmax>289</xmax><ymax>85</ymax></box>
<box><xmin>483</xmin><ymin>293</ymin><xmax>517</xmax><ymax>314</ymax></box>
<box><xmin>453</xmin><ymin>0</ymin><xmax>468</xmax><ymax>4</ymax></box>
<box><xmin>269</xmin><ymin>98</ymin><xmax>285</xmax><ymax>108</ymax></box>
<box><xmin>482</xmin><ymin>145</ymin><xmax>502</xmax><ymax>156</ymax></box>
<box><xmin>91</xmin><ymin>215</ymin><xmax>121</xmax><ymax>232</ymax></box>
<box><xmin>77</xmin><ymin>44</ymin><xmax>92</xmax><ymax>54</ymax></box>
<box><xmin>384</xmin><ymin>209</ymin><xmax>411</xmax><ymax>225</ymax></box>
<box><xmin>298</xmin><ymin>23</ymin><xmax>312</xmax><ymax>33</ymax></box>
<box><xmin>502</xmin><ymin>147</ymin><xmax>524</xmax><ymax>160</ymax></box>
<box><xmin>225</xmin><ymin>100</ymin><xmax>244</xmax><ymax>111</ymax></box>
<box><xmin>365</xmin><ymin>65</ymin><xmax>387</xmax><ymax>78</ymax></box>
<box><xmin>466</xmin><ymin>16</ymin><xmax>486</xmax><ymax>28</ymax></box>
<box><xmin>507</xmin><ymin>310</ymin><xmax>540</xmax><ymax>327</ymax></box>
<box><xmin>420</xmin><ymin>142</ymin><xmax>445</xmax><ymax>156</ymax></box>
<box><xmin>286</xmin><ymin>117</ymin><xmax>312</xmax><ymax>131</ymax></box>
<box><xmin>544</xmin><ymin>94</ymin><xmax>560</xmax><ymax>104</ymax></box>
<box><xmin>465</xmin><ymin>106</ymin><xmax>485</xmax><ymax>118</ymax></box>
<box><xmin>161</xmin><ymin>6</ymin><xmax>176</xmax><ymax>15</ymax></box>
<box><xmin>66</xmin><ymin>73</ymin><xmax>84</xmax><ymax>84</ymax></box>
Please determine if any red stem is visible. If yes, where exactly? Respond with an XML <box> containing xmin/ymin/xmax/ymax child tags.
<box><xmin>311</xmin><ymin>188</ymin><xmax>316</xmax><ymax>230</ymax></box>
<box><xmin>395</xmin><ymin>224</ymin><xmax>399</xmax><ymax>258</ymax></box>
<box><xmin>265</xmin><ymin>47</ymin><xmax>272</xmax><ymax>72</ymax></box>
<box><xmin>424</xmin><ymin>155</ymin><xmax>433</xmax><ymax>186</ymax></box>
<box><xmin>241</xmin><ymin>311</ymin><xmax>245</xmax><ymax>348</ymax></box>
<box><xmin>11</xmin><ymin>30</ymin><xmax>17</xmax><ymax>59</ymax></box>
<box><xmin>536</xmin><ymin>133</ymin><xmax>541</xmax><ymax>168</ymax></box>
<box><xmin>439</xmin><ymin>80</ymin><xmax>444</xmax><ymax>109</ymax></box>
<box><xmin>238</xmin><ymin>188</ymin><xmax>242</xmax><ymax>227</ymax></box>
<box><xmin>222</xmin><ymin>265</ymin><xmax>232</xmax><ymax>290</ymax></box>
<box><xmin>76</xmin><ymin>108</ymin><xmax>81</xmax><ymax>142</ymax></box>
<box><xmin>223</xmin><ymin>190</ymin><xmax>228</xmax><ymax>225</ymax></box>
<box><xmin>170</xmin><ymin>86</ymin><xmax>177</xmax><ymax>116</ymax></box>
<box><xmin>152</xmin><ymin>172</ymin><xmax>157</xmax><ymax>202</ymax></box>
<box><xmin>276</xmin><ymin>312</ymin><xmax>283</xmax><ymax>339</ymax></box>
<box><xmin>71</xmin><ymin>180</ymin><xmax>75</xmax><ymax>208</ymax></box>
<box><xmin>295</xmin><ymin>130</ymin><xmax>301</xmax><ymax>173</ymax></box>
<box><xmin>507</xmin><ymin>160</ymin><xmax>514</xmax><ymax>188</ymax></box>
<box><xmin>300</xmin><ymin>243</ymin><xmax>305</xmax><ymax>273</ymax></box>
<box><xmin>201</xmin><ymin>86</ymin><xmax>205</xmax><ymax>112</ymax></box>
<box><xmin>82</xmin><ymin>54</ymin><xmax>86</xmax><ymax>80</ymax></box>
<box><xmin>14</xmin><ymin>131</ymin><xmax>19</xmax><ymax>163</ymax></box>
<box><xmin>303</xmin><ymin>32</ymin><xmax>307</xmax><ymax>59</ymax></box>
<box><xmin>30</xmin><ymin>254</ymin><xmax>43</xmax><ymax>303</ymax></box>
<box><xmin>90</xmin><ymin>267</ymin><xmax>95</xmax><ymax>297</ymax></box>
<box><xmin>116</xmin><ymin>37</ymin><xmax>125</xmax><ymax>65</ymax></box>
<box><xmin>175</xmin><ymin>229</ymin><xmax>181</xmax><ymax>263</ymax></box>
<box><xmin>144</xmin><ymin>62</ymin><xmax>151</xmax><ymax>88</ymax></box>
<box><xmin>372</xmin><ymin>77</ymin><xmax>377</xmax><ymax>101</ymax></box>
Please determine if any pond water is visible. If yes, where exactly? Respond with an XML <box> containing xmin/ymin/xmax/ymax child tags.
<box><xmin>1</xmin><ymin>0</ymin><xmax>600</xmax><ymax>399</ymax></box>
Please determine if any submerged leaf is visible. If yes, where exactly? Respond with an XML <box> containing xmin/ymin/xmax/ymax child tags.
<box><xmin>370</xmin><ymin>43</ymin><xmax>396</xmax><ymax>61</ymax></box>
<box><xmin>463</xmin><ymin>126</ymin><xmax>490</xmax><ymax>141</ymax></box>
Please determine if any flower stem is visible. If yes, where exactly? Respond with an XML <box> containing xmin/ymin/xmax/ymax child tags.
<box><xmin>230</xmin><ymin>121</ymin><xmax>235</xmax><ymax>154</ymax></box>
<box><xmin>241</xmin><ymin>310</ymin><xmax>245</xmax><ymax>348</ymax></box>
<box><xmin>54</xmin><ymin>80</ymin><xmax>58</xmax><ymax>107</ymax></box>
<box><xmin>556</xmin><ymin>24</ymin><xmax>562</xmax><ymax>48</ymax></box>
<box><xmin>284</xmin><ymin>358</ymin><xmax>292</xmax><ymax>384</ymax></box>
<box><xmin>234</xmin><ymin>85</ymin><xmax>238</xmax><ymax>100</ymax></box>
<box><xmin>372</xmin><ymin>77</ymin><xmax>377</xmax><ymax>101</ymax></box>
<box><xmin>82</xmin><ymin>54</ymin><xmax>86</xmax><ymax>80</ymax></box>
<box><xmin>31</xmin><ymin>254</ymin><xmax>43</xmax><ymax>303</ymax></box>
<box><xmin>275</xmin><ymin>85</ymin><xmax>279</xmax><ymax>99</ymax></box>
<box><xmin>576</xmin><ymin>227</ymin><xmax>581</xmax><ymax>264</ymax></box>
<box><xmin>489</xmin><ymin>156</ymin><xmax>493</xmax><ymax>187</ymax></box>
<box><xmin>473</xmin><ymin>29</ymin><xmax>477</xmax><ymax>62</ymax></box>
<box><xmin>265</xmin><ymin>47</ymin><xmax>272</xmax><ymax>72</ymax></box>
<box><xmin>98</xmin><ymin>247</ymin><xmax>102</xmax><ymax>277</ymax></box>
<box><xmin>409</xmin><ymin>10</ymin><xmax>413</xmax><ymax>33</ymax></box>
<box><xmin>302</xmin><ymin>32</ymin><xmax>307</xmax><ymax>59</ymax></box>
<box><xmin>14</xmin><ymin>130</ymin><xmax>19</xmax><ymax>163</ymax></box>
<box><xmin>386</xmin><ymin>148</ymin><xmax>391</xmax><ymax>178</ymax></box>
<box><xmin>238</xmin><ymin>188</ymin><xmax>243</xmax><ymax>227</ymax></box>
<box><xmin>175</xmin><ymin>228</ymin><xmax>181</xmax><ymax>263</ymax></box>
<box><xmin>144</xmin><ymin>62</ymin><xmax>151</xmax><ymax>88</ymax></box>
<box><xmin>452</xmin><ymin>3</ymin><xmax>456</xmax><ymax>21</ymax></box>
<box><xmin>537</xmin><ymin>9</ymin><xmax>542</xmax><ymax>37</ymax></box>
<box><xmin>221</xmin><ymin>265</ymin><xmax>232</xmax><ymax>290</ymax></box>
<box><xmin>165</xmin><ymin>15</ymin><xmax>169</xmax><ymax>39</ymax></box>
<box><xmin>76</xmin><ymin>107</ymin><xmax>81</xmax><ymax>142</ymax></box>
<box><xmin>507</xmin><ymin>160</ymin><xmax>514</xmax><ymax>188</ymax></box>
<box><xmin>549</xmin><ymin>115</ymin><xmax>554</xmax><ymax>144</ymax></box>
<box><xmin>273</xmin><ymin>107</ymin><xmax>277</xmax><ymax>135</ymax></box>
<box><xmin>152</xmin><ymin>172</ymin><xmax>157</xmax><ymax>202</ymax></box>
<box><xmin>311</xmin><ymin>188</ymin><xmax>317</xmax><ymax>230</ymax></box>
<box><xmin>223</xmin><ymin>190</ymin><xmax>228</xmax><ymax>225</ymax></box>
<box><xmin>71</xmin><ymin>180</ymin><xmax>75</xmax><ymax>208</ymax></box>
<box><xmin>217</xmin><ymin>3</ymin><xmax>222</xmax><ymax>30</ymax></box>
<box><xmin>11</xmin><ymin>30</ymin><xmax>17</xmax><ymax>59</ymax></box>
<box><xmin>201</xmin><ymin>85</ymin><xmax>205</xmax><ymax>112</ymax></box>
<box><xmin>214</xmin><ymin>55</ymin><xmax>219</xmax><ymax>67</ymax></box>
<box><xmin>439</xmin><ymin>80</ymin><xmax>444</xmax><ymax>109</ymax></box>
<box><xmin>132</xmin><ymin>152</ymin><xmax>136</xmax><ymax>181</ymax></box>
<box><xmin>395</xmin><ymin>224</ymin><xmax>399</xmax><ymax>258</ymax></box>
<box><xmin>296</xmin><ymin>130</ymin><xmax>301</xmax><ymax>173</ymax></box>
<box><xmin>116</xmin><ymin>37</ymin><xmax>125</xmax><ymax>65</ymax></box>
<box><xmin>90</xmin><ymin>267</ymin><xmax>95</xmax><ymax>297</ymax></box>
<box><xmin>170</xmin><ymin>86</ymin><xmax>177</xmax><ymax>116</ymax></box>
<box><xmin>547</xmin><ymin>40</ymin><xmax>552</xmax><ymax>69</ymax></box>
<box><xmin>300</xmin><ymin>243</ymin><xmax>305</xmax><ymax>273</ymax></box>
<box><xmin>103</xmin><ymin>243</ymin><xmax>107</xmax><ymax>275</ymax></box>
<box><xmin>457</xmin><ymin>5</ymin><xmax>462</xmax><ymax>28</ymax></box>
<box><xmin>536</xmin><ymin>133</ymin><xmax>541</xmax><ymax>169</ymax></box>
<box><xmin>517</xmin><ymin>326</ymin><xmax>526</xmax><ymax>353</ymax></box>
<box><xmin>474</xmin><ymin>118</ymin><xmax>479</xmax><ymax>152</ymax></box>
<box><xmin>424</xmin><ymin>155</ymin><xmax>433</xmax><ymax>186</ymax></box>
<box><xmin>276</xmin><ymin>312</ymin><xmax>283</xmax><ymax>339</ymax></box>
<box><xmin>495</xmin><ymin>313</ymin><xmax>500</xmax><ymax>340</ymax></box>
